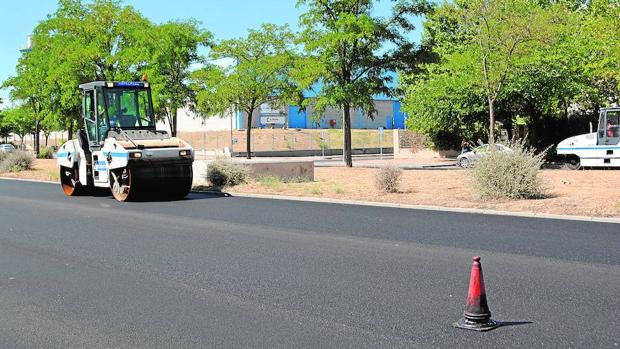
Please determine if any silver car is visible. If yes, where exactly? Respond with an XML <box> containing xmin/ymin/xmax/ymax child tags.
<box><xmin>0</xmin><ymin>144</ymin><xmax>16</xmax><ymax>153</ymax></box>
<box><xmin>457</xmin><ymin>144</ymin><xmax>512</xmax><ymax>168</ymax></box>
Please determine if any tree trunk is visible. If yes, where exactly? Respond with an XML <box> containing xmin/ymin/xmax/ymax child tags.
<box><xmin>488</xmin><ymin>97</ymin><xmax>495</xmax><ymax>144</ymax></box>
<box><xmin>246</xmin><ymin>111</ymin><xmax>253</xmax><ymax>159</ymax></box>
<box><xmin>343</xmin><ymin>104</ymin><xmax>352</xmax><ymax>167</ymax></box>
<box><xmin>68</xmin><ymin>120</ymin><xmax>74</xmax><ymax>141</ymax></box>
<box><xmin>171</xmin><ymin>105</ymin><xmax>178</xmax><ymax>137</ymax></box>
<box><xmin>34</xmin><ymin>118</ymin><xmax>40</xmax><ymax>157</ymax></box>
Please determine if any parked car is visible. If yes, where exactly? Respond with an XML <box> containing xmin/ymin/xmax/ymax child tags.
<box><xmin>0</xmin><ymin>144</ymin><xmax>16</xmax><ymax>153</ymax></box>
<box><xmin>457</xmin><ymin>143</ymin><xmax>512</xmax><ymax>168</ymax></box>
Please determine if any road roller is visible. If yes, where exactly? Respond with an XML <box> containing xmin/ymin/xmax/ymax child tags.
<box><xmin>56</xmin><ymin>81</ymin><xmax>194</xmax><ymax>201</ymax></box>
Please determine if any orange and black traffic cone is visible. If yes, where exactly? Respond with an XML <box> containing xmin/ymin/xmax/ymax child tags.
<box><xmin>454</xmin><ymin>256</ymin><xmax>500</xmax><ymax>331</ymax></box>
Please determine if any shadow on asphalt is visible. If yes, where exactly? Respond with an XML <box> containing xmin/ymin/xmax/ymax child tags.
<box><xmin>497</xmin><ymin>321</ymin><xmax>533</xmax><ymax>328</ymax></box>
<box><xmin>125</xmin><ymin>191</ymin><xmax>230</xmax><ymax>203</ymax></box>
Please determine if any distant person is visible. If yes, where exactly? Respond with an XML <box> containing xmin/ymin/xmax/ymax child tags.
<box><xmin>607</xmin><ymin>120</ymin><xmax>618</xmax><ymax>137</ymax></box>
<box><xmin>460</xmin><ymin>139</ymin><xmax>471</xmax><ymax>154</ymax></box>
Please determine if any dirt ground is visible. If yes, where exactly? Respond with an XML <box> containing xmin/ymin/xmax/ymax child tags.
<box><xmin>4</xmin><ymin>159</ymin><xmax>619</xmax><ymax>217</ymax></box>
<box><xmin>234</xmin><ymin>167</ymin><xmax>620</xmax><ymax>218</ymax></box>
<box><xmin>0</xmin><ymin>159</ymin><xmax>60</xmax><ymax>182</ymax></box>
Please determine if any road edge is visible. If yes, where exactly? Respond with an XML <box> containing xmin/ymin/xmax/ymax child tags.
<box><xmin>223</xmin><ymin>192</ymin><xmax>620</xmax><ymax>224</ymax></box>
<box><xmin>2</xmin><ymin>176</ymin><xmax>619</xmax><ymax>224</ymax></box>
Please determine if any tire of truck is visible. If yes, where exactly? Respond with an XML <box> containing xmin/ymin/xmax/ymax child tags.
<box><xmin>564</xmin><ymin>155</ymin><xmax>581</xmax><ymax>170</ymax></box>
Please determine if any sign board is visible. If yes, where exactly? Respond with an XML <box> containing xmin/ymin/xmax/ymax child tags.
<box><xmin>260</xmin><ymin>116</ymin><xmax>286</xmax><ymax>124</ymax></box>
<box><xmin>260</xmin><ymin>103</ymin><xmax>282</xmax><ymax>114</ymax></box>
<box><xmin>378</xmin><ymin>127</ymin><xmax>384</xmax><ymax>134</ymax></box>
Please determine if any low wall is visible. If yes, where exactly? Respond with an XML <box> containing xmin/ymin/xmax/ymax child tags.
<box><xmin>192</xmin><ymin>159</ymin><xmax>315</xmax><ymax>186</ymax></box>
<box><xmin>243</xmin><ymin>160</ymin><xmax>314</xmax><ymax>181</ymax></box>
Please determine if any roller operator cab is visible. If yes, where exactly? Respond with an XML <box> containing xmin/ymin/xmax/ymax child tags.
<box><xmin>57</xmin><ymin>81</ymin><xmax>194</xmax><ymax>201</ymax></box>
<box><xmin>556</xmin><ymin>107</ymin><xmax>620</xmax><ymax>169</ymax></box>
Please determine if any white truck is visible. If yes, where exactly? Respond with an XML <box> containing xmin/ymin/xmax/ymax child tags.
<box><xmin>556</xmin><ymin>107</ymin><xmax>620</xmax><ymax>169</ymax></box>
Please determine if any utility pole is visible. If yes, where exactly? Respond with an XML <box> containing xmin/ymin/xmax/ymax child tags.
<box><xmin>20</xmin><ymin>34</ymin><xmax>40</xmax><ymax>157</ymax></box>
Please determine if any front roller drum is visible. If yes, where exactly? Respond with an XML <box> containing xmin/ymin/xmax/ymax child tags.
<box><xmin>109</xmin><ymin>166</ymin><xmax>193</xmax><ymax>202</ymax></box>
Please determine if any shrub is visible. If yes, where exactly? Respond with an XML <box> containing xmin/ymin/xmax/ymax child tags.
<box><xmin>38</xmin><ymin>147</ymin><xmax>55</xmax><ymax>159</ymax></box>
<box><xmin>0</xmin><ymin>151</ymin><xmax>7</xmax><ymax>162</ymax></box>
<box><xmin>0</xmin><ymin>151</ymin><xmax>34</xmax><ymax>173</ymax></box>
<box><xmin>471</xmin><ymin>140</ymin><xmax>547</xmax><ymax>199</ymax></box>
<box><xmin>375</xmin><ymin>166</ymin><xmax>403</xmax><ymax>193</ymax></box>
<box><xmin>206</xmin><ymin>159</ymin><xmax>247</xmax><ymax>188</ymax></box>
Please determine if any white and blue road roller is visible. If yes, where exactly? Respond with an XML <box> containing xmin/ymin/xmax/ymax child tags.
<box><xmin>56</xmin><ymin>81</ymin><xmax>194</xmax><ymax>201</ymax></box>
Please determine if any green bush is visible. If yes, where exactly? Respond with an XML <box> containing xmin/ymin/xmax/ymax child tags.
<box><xmin>0</xmin><ymin>151</ymin><xmax>34</xmax><ymax>173</ymax></box>
<box><xmin>38</xmin><ymin>147</ymin><xmax>55</xmax><ymax>159</ymax></box>
<box><xmin>471</xmin><ymin>140</ymin><xmax>547</xmax><ymax>199</ymax></box>
<box><xmin>0</xmin><ymin>151</ymin><xmax>7</xmax><ymax>162</ymax></box>
<box><xmin>375</xmin><ymin>166</ymin><xmax>403</xmax><ymax>193</ymax></box>
<box><xmin>206</xmin><ymin>159</ymin><xmax>247</xmax><ymax>188</ymax></box>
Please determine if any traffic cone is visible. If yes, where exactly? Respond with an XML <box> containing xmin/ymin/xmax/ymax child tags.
<box><xmin>453</xmin><ymin>256</ymin><xmax>500</xmax><ymax>331</ymax></box>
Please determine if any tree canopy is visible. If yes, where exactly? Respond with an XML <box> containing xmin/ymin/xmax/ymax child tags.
<box><xmin>402</xmin><ymin>0</ymin><xmax>620</xmax><ymax>149</ymax></box>
<box><xmin>2</xmin><ymin>0</ymin><xmax>210</xmax><ymax>142</ymax></box>
<box><xmin>190</xmin><ymin>24</ymin><xmax>297</xmax><ymax>158</ymax></box>
<box><xmin>296</xmin><ymin>0</ymin><xmax>430</xmax><ymax>166</ymax></box>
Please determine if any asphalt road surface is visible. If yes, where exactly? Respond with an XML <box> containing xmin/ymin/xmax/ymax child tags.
<box><xmin>0</xmin><ymin>179</ymin><xmax>618</xmax><ymax>348</ymax></box>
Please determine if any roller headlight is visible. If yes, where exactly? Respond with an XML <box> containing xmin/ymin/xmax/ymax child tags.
<box><xmin>179</xmin><ymin>150</ymin><xmax>190</xmax><ymax>157</ymax></box>
<box><xmin>129</xmin><ymin>152</ymin><xmax>142</xmax><ymax>159</ymax></box>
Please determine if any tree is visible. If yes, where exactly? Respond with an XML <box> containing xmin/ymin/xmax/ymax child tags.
<box><xmin>401</xmin><ymin>0</ymin><xmax>602</xmax><ymax>149</ymax></box>
<box><xmin>191</xmin><ymin>24</ymin><xmax>297</xmax><ymax>159</ymax></box>
<box><xmin>0</xmin><ymin>110</ymin><xmax>11</xmax><ymax>144</ymax></box>
<box><xmin>3</xmin><ymin>106</ymin><xmax>35</xmax><ymax>146</ymax></box>
<box><xmin>296</xmin><ymin>0</ymin><xmax>430</xmax><ymax>167</ymax></box>
<box><xmin>146</xmin><ymin>21</ymin><xmax>212</xmax><ymax>137</ymax></box>
<box><xmin>3</xmin><ymin>48</ymin><xmax>48</xmax><ymax>155</ymax></box>
<box><xmin>460</xmin><ymin>0</ymin><xmax>555</xmax><ymax>143</ymax></box>
<box><xmin>3</xmin><ymin>0</ymin><xmax>153</xmax><ymax>142</ymax></box>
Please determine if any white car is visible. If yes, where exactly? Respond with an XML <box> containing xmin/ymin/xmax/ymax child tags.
<box><xmin>0</xmin><ymin>144</ymin><xmax>16</xmax><ymax>153</ymax></box>
<box><xmin>457</xmin><ymin>144</ymin><xmax>512</xmax><ymax>168</ymax></box>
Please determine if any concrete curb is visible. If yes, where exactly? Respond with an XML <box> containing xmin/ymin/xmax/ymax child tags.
<box><xmin>224</xmin><ymin>192</ymin><xmax>620</xmax><ymax>224</ymax></box>
<box><xmin>3</xmin><ymin>176</ymin><xmax>619</xmax><ymax>224</ymax></box>
<box><xmin>0</xmin><ymin>176</ymin><xmax>58</xmax><ymax>185</ymax></box>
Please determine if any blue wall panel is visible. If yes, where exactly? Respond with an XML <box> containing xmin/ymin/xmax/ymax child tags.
<box><xmin>288</xmin><ymin>106</ymin><xmax>307</xmax><ymax>129</ymax></box>
<box><xmin>393</xmin><ymin>101</ymin><xmax>406</xmax><ymax>129</ymax></box>
<box><xmin>358</xmin><ymin>109</ymin><xmax>363</xmax><ymax>128</ymax></box>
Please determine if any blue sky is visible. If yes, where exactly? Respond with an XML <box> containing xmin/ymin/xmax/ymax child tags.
<box><xmin>0</xmin><ymin>0</ymin><xmax>424</xmax><ymax>105</ymax></box>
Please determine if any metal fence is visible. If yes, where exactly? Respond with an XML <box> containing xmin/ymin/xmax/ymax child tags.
<box><xmin>178</xmin><ymin>129</ymin><xmax>394</xmax><ymax>159</ymax></box>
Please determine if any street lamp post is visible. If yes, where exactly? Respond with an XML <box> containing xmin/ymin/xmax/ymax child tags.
<box><xmin>20</xmin><ymin>34</ymin><xmax>40</xmax><ymax>157</ymax></box>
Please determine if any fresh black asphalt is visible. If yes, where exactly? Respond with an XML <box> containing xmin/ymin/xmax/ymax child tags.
<box><xmin>0</xmin><ymin>179</ymin><xmax>618</xmax><ymax>348</ymax></box>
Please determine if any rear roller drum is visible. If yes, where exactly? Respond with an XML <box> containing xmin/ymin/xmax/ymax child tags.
<box><xmin>60</xmin><ymin>165</ymin><xmax>83</xmax><ymax>196</ymax></box>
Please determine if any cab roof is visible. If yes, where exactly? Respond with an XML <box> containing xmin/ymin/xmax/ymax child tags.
<box><xmin>79</xmin><ymin>81</ymin><xmax>149</xmax><ymax>90</ymax></box>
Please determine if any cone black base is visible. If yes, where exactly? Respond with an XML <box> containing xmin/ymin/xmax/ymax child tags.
<box><xmin>453</xmin><ymin>317</ymin><xmax>500</xmax><ymax>331</ymax></box>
